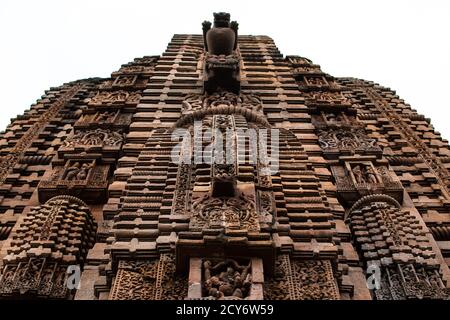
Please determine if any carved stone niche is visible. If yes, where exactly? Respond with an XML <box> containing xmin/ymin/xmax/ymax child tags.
<box><xmin>99</xmin><ymin>76</ymin><xmax>147</xmax><ymax>91</ymax></box>
<box><xmin>187</xmin><ymin>257</ymin><xmax>263</xmax><ymax>300</ymax></box>
<box><xmin>202</xmin><ymin>12</ymin><xmax>240</xmax><ymax>94</ymax></box>
<box><xmin>317</xmin><ymin>127</ymin><xmax>382</xmax><ymax>159</ymax></box>
<box><xmin>86</xmin><ymin>90</ymin><xmax>141</xmax><ymax>108</ymax></box>
<box><xmin>38</xmin><ymin>159</ymin><xmax>110</xmax><ymax>204</ymax></box>
<box><xmin>59</xmin><ymin>128</ymin><xmax>124</xmax><ymax>159</ymax></box>
<box><xmin>74</xmin><ymin>110</ymin><xmax>132</xmax><ymax>131</ymax></box>
<box><xmin>331</xmin><ymin>157</ymin><xmax>403</xmax><ymax>206</ymax></box>
<box><xmin>305</xmin><ymin>92</ymin><xmax>352</xmax><ymax>111</ymax></box>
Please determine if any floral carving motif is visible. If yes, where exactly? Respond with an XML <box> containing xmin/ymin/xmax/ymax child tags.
<box><xmin>190</xmin><ymin>192</ymin><xmax>259</xmax><ymax>232</ymax></box>
<box><xmin>109</xmin><ymin>254</ymin><xmax>187</xmax><ymax>300</ymax></box>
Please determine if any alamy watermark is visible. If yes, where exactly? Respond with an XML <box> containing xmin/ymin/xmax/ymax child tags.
<box><xmin>66</xmin><ymin>265</ymin><xmax>81</xmax><ymax>290</ymax></box>
<box><xmin>366</xmin><ymin>263</ymin><xmax>382</xmax><ymax>290</ymax></box>
<box><xmin>171</xmin><ymin>121</ymin><xmax>280</xmax><ymax>175</ymax></box>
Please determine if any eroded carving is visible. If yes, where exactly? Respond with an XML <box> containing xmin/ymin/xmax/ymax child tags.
<box><xmin>63</xmin><ymin>129</ymin><xmax>124</xmax><ymax>148</ymax></box>
<box><xmin>203</xmin><ymin>259</ymin><xmax>252</xmax><ymax>299</ymax></box>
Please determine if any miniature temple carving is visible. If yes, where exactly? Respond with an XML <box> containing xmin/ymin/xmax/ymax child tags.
<box><xmin>347</xmin><ymin>194</ymin><xmax>449</xmax><ymax>299</ymax></box>
<box><xmin>0</xmin><ymin>196</ymin><xmax>96</xmax><ymax>299</ymax></box>
<box><xmin>0</xmin><ymin>13</ymin><xmax>449</xmax><ymax>301</ymax></box>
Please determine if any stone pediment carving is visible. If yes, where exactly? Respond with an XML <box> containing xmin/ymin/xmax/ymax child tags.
<box><xmin>176</xmin><ymin>91</ymin><xmax>269</xmax><ymax>127</ymax></box>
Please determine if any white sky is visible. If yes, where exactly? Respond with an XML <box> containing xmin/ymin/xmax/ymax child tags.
<box><xmin>1</xmin><ymin>0</ymin><xmax>449</xmax><ymax>139</ymax></box>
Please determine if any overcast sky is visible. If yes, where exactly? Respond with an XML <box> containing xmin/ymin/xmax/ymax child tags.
<box><xmin>1</xmin><ymin>0</ymin><xmax>449</xmax><ymax>139</ymax></box>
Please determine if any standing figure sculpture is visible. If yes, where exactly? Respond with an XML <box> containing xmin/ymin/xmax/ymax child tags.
<box><xmin>352</xmin><ymin>165</ymin><xmax>365</xmax><ymax>184</ymax></box>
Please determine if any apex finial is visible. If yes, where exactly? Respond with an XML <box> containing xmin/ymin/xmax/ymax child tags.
<box><xmin>213</xmin><ymin>12</ymin><xmax>231</xmax><ymax>27</ymax></box>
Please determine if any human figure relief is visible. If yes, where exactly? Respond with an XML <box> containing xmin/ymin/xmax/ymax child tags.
<box><xmin>352</xmin><ymin>165</ymin><xmax>365</xmax><ymax>184</ymax></box>
<box><xmin>364</xmin><ymin>165</ymin><xmax>378</xmax><ymax>184</ymax></box>
<box><xmin>203</xmin><ymin>259</ymin><xmax>252</xmax><ymax>299</ymax></box>
<box><xmin>64</xmin><ymin>162</ymin><xmax>81</xmax><ymax>181</ymax></box>
<box><xmin>76</xmin><ymin>163</ymin><xmax>93</xmax><ymax>180</ymax></box>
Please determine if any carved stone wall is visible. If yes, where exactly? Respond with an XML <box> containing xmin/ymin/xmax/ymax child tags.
<box><xmin>0</xmin><ymin>14</ymin><xmax>449</xmax><ymax>300</ymax></box>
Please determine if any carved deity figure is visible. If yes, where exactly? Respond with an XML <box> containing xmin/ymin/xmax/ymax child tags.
<box><xmin>203</xmin><ymin>259</ymin><xmax>252</xmax><ymax>299</ymax></box>
<box><xmin>64</xmin><ymin>162</ymin><xmax>93</xmax><ymax>181</ymax></box>
<box><xmin>202</xmin><ymin>12</ymin><xmax>238</xmax><ymax>55</ymax></box>
<box><xmin>352</xmin><ymin>165</ymin><xmax>365</xmax><ymax>184</ymax></box>
<box><xmin>364</xmin><ymin>165</ymin><xmax>378</xmax><ymax>184</ymax></box>
<box><xmin>76</xmin><ymin>163</ymin><xmax>93</xmax><ymax>180</ymax></box>
<box><xmin>64</xmin><ymin>162</ymin><xmax>81</xmax><ymax>181</ymax></box>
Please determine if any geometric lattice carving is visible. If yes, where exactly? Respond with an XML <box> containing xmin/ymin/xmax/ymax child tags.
<box><xmin>109</xmin><ymin>254</ymin><xmax>187</xmax><ymax>300</ymax></box>
<box><xmin>264</xmin><ymin>255</ymin><xmax>340</xmax><ymax>300</ymax></box>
